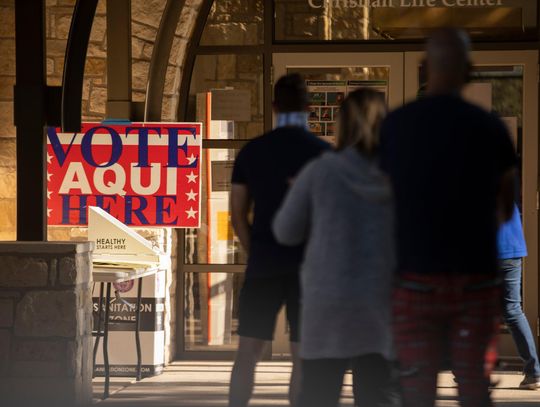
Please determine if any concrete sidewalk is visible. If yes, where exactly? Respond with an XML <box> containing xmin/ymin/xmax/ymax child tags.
<box><xmin>94</xmin><ymin>361</ymin><xmax>539</xmax><ymax>406</ymax></box>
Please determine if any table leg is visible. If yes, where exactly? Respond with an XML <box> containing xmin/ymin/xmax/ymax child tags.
<box><xmin>92</xmin><ymin>282</ymin><xmax>104</xmax><ymax>379</ymax></box>
<box><xmin>103</xmin><ymin>282</ymin><xmax>112</xmax><ymax>399</ymax></box>
<box><xmin>135</xmin><ymin>277</ymin><xmax>143</xmax><ymax>381</ymax></box>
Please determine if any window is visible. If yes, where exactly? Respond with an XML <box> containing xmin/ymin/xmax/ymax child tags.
<box><xmin>200</xmin><ymin>0</ymin><xmax>264</xmax><ymax>45</ymax></box>
<box><xmin>187</xmin><ymin>54</ymin><xmax>264</xmax><ymax>140</ymax></box>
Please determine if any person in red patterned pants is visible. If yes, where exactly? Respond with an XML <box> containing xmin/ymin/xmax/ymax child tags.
<box><xmin>393</xmin><ymin>274</ymin><xmax>501</xmax><ymax>406</ymax></box>
<box><xmin>379</xmin><ymin>28</ymin><xmax>517</xmax><ymax>407</ymax></box>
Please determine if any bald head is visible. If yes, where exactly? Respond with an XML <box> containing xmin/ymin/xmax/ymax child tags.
<box><xmin>426</xmin><ymin>28</ymin><xmax>472</xmax><ymax>94</ymax></box>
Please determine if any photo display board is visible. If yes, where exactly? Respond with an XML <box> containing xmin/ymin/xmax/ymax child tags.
<box><xmin>307</xmin><ymin>80</ymin><xmax>388</xmax><ymax>138</ymax></box>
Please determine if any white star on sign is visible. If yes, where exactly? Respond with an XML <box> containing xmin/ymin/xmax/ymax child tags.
<box><xmin>186</xmin><ymin>207</ymin><xmax>198</xmax><ymax>219</ymax></box>
<box><xmin>186</xmin><ymin>172</ymin><xmax>198</xmax><ymax>183</ymax></box>
<box><xmin>186</xmin><ymin>190</ymin><xmax>198</xmax><ymax>201</ymax></box>
<box><xmin>187</xmin><ymin>154</ymin><xmax>198</xmax><ymax>165</ymax></box>
<box><xmin>47</xmin><ymin>189</ymin><xmax>52</xmax><ymax>199</ymax></box>
<box><xmin>47</xmin><ymin>208</ymin><xmax>52</xmax><ymax>218</ymax></box>
<box><xmin>47</xmin><ymin>153</ymin><xmax>53</xmax><ymax>164</ymax></box>
<box><xmin>46</xmin><ymin>172</ymin><xmax>52</xmax><ymax>182</ymax></box>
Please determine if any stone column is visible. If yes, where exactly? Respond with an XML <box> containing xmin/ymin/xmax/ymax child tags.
<box><xmin>0</xmin><ymin>242</ymin><xmax>93</xmax><ymax>406</ymax></box>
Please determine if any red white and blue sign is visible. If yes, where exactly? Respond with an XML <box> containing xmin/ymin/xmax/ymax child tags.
<box><xmin>47</xmin><ymin>122</ymin><xmax>202</xmax><ymax>228</ymax></box>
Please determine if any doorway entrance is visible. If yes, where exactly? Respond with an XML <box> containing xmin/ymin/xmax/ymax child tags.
<box><xmin>273</xmin><ymin>50</ymin><xmax>539</xmax><ymax>360</ymax></box>
<box><xmin>177</xmin><ymin>50</ymin><xmax>538</xmax><ymax>361</ymax></box>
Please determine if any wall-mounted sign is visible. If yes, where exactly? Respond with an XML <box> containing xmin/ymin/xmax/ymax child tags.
<box><xmin>308</xmin><ymin>0</ymin><xmax>505</xmax><ymax>9</ymax></box>
<box><xmin>47</xmin><ymin>122</ymin><xmax>202</xmax><ymax>228</ymax></box>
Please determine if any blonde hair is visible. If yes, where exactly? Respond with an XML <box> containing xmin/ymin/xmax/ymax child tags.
<box><xmin>336</xmin><ymin>88</ymin><xmax>387</xmax><ymax>156</ymax></box>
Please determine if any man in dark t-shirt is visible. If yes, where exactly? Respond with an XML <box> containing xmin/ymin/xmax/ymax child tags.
<box><xmin>380</xmin><ymin>29</ymin><xmax>516</xmax><ymax>407</ymax></box>
<box><xmin>228</xmin><ymin>74</ymin><xmax>329</xmax><ymax>407</ymax></box>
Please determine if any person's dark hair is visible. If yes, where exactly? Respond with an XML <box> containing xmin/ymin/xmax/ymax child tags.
<box><xmin>336</xmin><ymin>88</ymin><xmax>387</xmax><ymax>156</ymax></box>
<box><xmin>273</xmin><ymin>73</ymin><xmax>309</xmax><ymax>113</ymax></box>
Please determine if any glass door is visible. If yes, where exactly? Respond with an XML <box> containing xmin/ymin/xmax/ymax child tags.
<box><xmin>181</xmin><ymin>146</ymin><xmax>248</xmax><ymax>357</ymax></box>
<box><xmin>179</xmin><ymin>53</ymin><xmax>264</xmax><ymax>359</ymax></box>
<box><xmin>271</xmin><ymin>53</ymin><xmax>404</xmax><ymax>355</ymax></box>
<box><xmin>405</xmin><ymin>50</ymin><xmax>539</xmax><ymax>360</ymax></box>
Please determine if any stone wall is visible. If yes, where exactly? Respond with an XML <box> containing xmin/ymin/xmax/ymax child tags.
<box><xmin>0</xmin><ymin>242</ymin><xmax>93</xmax><ymax>406</ymax></box>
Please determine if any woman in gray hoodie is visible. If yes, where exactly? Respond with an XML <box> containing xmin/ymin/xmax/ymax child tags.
<box><xmin>273</xmin><ymin>89</ymin><xmax>396</xmax><ymax>407</ymax></box>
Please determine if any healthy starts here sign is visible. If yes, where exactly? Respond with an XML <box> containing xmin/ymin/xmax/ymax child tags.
<box><xmin>47</xmin><ymin>122</ymin><xmax>203</xmax><ymax>228</ymax></box>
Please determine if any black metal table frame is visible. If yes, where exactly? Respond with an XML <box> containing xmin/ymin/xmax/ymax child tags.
<box><xmin>92</xmin><ymin>277</ymin><xmax>143</xmax><ymax>399</ymax></box>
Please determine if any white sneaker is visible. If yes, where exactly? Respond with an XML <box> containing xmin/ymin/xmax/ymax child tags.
<box><xmin>519</xmin><ymin>376</ymin><xmax>540</xmax><ymax>390</ymax></box>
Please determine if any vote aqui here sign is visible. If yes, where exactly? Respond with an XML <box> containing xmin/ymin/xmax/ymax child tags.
<box><xmin>47</xmin><ymin>122</ymin><xmax>202</xmax><ymax>228</ymax></box>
